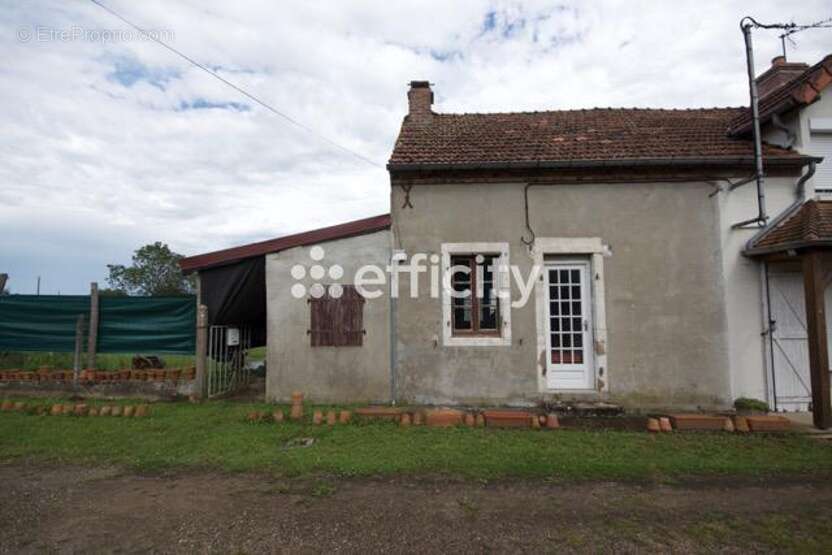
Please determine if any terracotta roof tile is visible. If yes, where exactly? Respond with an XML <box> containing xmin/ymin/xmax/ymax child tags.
<box><xmin>750</xmin><ymin>200</ymin><xmax>832</xmax><ymax>251</ymax></box>
<box><xmin>389</xmin><ymin>107</ymin><xmax>803</xmax><ymax>170</ymax></box>
<box><xmin>729</xmin><ymin>54</ymin><xmax>832</xmax><ymax>136</ymax></box>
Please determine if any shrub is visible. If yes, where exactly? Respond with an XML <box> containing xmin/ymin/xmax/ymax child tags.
<box><xmin>734</xmin><ymin>397</ymin><xmax>769</xmax><ymax>413</ymax></box>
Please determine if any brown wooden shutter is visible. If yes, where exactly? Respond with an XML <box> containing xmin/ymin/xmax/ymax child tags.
<box><xmin>339</xmin><ymin>285</ymin><xmax>365</xmax><ymax>347</ymax></box>
<box><xmin>309</xmin><ymin>295</ymin><xmax>334</xmax><ymax>347</ymax></box>
<box><xmin>309</xmin><ymin>285</ymin><xmax>364</xmax><ymax>347</ymax></box>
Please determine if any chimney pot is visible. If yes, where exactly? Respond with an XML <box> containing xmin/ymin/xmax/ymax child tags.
<box><xmin>771</xmin><ymin>55</ymin><xmax>786</xmax><ymax>67</ymax></box>
<box><xmin>407</xmin><ymin>80</ymin><xmax>433</xmax><ymax>124</ymax></box>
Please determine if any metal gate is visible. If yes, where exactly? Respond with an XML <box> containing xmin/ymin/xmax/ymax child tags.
<box><xmin>767</xmin><ymin>271</ymin><xmax>813</xmax><ymax>411</ymax></box>
<box><xmin>207</xmin><ymin>325</ymin><xmax>252</xmax><ymax>398</ymax></box>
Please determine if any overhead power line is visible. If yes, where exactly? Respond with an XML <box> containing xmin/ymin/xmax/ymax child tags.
<box><xmin>88</xmin><ymin>0</ymin><xmax>384</xmax><ymax>169</ymax></box>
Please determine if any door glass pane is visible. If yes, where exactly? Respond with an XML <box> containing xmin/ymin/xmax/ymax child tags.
<box><xmin>547</xmin><ymin>265</ymin><xmax>588</xmax><ymax>368</ymax></box>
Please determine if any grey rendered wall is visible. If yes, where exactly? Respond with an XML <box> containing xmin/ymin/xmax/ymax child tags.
<box><xmin>265</xmin><ymin>230</ymin><xmax>391</xmax><ymax>403</ymax></box>
<box><xmin>717</xmin><ymin>174</ymin><xmax>800</xmax><ymax>405</ymax></box>
<box><xmin>391</xmin><ymin>180</ymin><xmax>732</xmax><ymax>409</ymax></box>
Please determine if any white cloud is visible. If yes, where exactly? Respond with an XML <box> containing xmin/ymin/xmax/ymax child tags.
<box><xmin>1</xmin><ymin>0</ymin><xmax>830</xmax><ymax>293</ymax></box>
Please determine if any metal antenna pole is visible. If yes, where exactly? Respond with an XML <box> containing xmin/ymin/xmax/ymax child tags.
<box><xmin>742</xmin><ymin>18</ymin><xmax>767</xmax><ymax>225</ymax></box>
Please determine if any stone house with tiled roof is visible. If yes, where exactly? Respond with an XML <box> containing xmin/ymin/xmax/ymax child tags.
<box><xmin>182</xmin><ymin>54</ymin><xmax>832</xmax><ymax>421</ymax></box>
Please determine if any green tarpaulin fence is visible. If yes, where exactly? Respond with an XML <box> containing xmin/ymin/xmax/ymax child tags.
<box><xmin>0</xmin><ymin>295</ymin><xmax>195</xmax><ymax>354</ymax></box>
<box><xmin>0</xmin><ymin>295</ymin><xmax>89</xmax><ymax>352</ymax></box>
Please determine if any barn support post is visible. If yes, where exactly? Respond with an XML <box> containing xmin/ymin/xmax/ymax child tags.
<box><xmin>801</xmin><ymin>250</ymin><xmax>832</xmax><ymax>429</ymax></box>
<box><xmin>194</xmin><ymin>304</ymin><xmax>208</xmax><ymax>400</ymax></box>
<box><xmin>86</xmin><ymin>282</ymin><xmax>99</xmax><ymax>371</ymax></box>
<box><xmin>72</xmin><ymin>314</ymin><xmax>85</xmax><ymax>383</ymax></box>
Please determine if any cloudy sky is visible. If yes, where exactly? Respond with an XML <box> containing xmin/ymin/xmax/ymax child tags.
<box><xmin>2</xmin><ymin>1</ymin><xmax>830</xmax><ymax>294</ymax></box>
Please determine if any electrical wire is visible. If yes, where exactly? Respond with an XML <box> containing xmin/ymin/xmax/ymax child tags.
<box><xmin>741</xmin><ymin>15</ymin><xmax>832</xmax><ymax>31</ymax></box>
<box><xmin>88</xmin><ymin>0</ymin><xmax>384</xmax><ymax>170</ymax></box>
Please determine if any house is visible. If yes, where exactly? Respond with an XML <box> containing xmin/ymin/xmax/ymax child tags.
<box><xmin>181</xmin><ymin>54</ymin><xmax>832</xmax><ymax>425</ymax></box>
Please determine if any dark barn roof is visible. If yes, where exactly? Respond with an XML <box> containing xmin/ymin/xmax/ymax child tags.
<box><xmin>180</xmin><ymin>214</ymin><xmax>391</xmax><ymax>273</ymax></box>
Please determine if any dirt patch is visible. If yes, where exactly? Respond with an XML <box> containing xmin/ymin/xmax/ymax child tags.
<box><xmin>1</xmin><ymin>462</ymin><xmax>831</xmax><ymax>553</ymax></box>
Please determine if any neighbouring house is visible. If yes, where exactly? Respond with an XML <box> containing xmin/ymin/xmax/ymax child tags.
<box><xmin>181</xmin><ymin>53</ymin><xmax>832</xmax><ymax>426</ymax></box>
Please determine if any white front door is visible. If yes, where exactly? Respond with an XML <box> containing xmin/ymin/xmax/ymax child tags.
<box><xmin>544</xmin><ymin>262</ymin><xmax>594</xmax><ymax>390</ymax></box>
<box><xmin>768</xmin><ymin>271</ymin><xmax>813</xmax><ymax>411</ymax></box>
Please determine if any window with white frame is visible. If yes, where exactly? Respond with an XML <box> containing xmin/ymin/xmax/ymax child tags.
<box><xmin>809</xmin><ymin>132</ymin><xmax>832</xmax><ymax>195</ymax></box>
<box><xmin>441</xmin><ymin>243</ymin><xmax>511</xmax><ymax>347</ymax></box>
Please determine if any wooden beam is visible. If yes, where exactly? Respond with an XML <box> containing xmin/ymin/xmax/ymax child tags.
<box><xmin>72</xmin><ymin>314</ymin><xmax>85</xmax><ymax>384</ymax></box>
<box><xmin>86</xmin><ymin>282</ymin><xmax>99</xmax><ymax>371</ymax></box>
<box><xmin>194</xmin><ymin>304</ymin><xmax>208</xmax><ymax>401</ymax></box>
<box><xmin>802</xmin><ymin>250</ymin><xmax>832</xmax><ymax>429</ymax></box>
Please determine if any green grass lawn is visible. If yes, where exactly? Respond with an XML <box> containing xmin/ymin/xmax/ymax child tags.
<box><xmin>0</xmin><ymin>352</ymin><xmax>194</xmax><ymax>371</ymax></box>
<box><xmin>1</xmin><ymin>398</ymin><xmax>831</xmax><ymax>480</ymax></box>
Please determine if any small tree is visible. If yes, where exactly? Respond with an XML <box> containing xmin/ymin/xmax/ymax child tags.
<box><xmin>107</xmin><ymin>242</ymin><xmax>195</xmax><ymax>296</ymax></box>
<box><xmin>98</xmin><ymin>288</ymin><xmax>127</xmax><ymax>297</ymax></box>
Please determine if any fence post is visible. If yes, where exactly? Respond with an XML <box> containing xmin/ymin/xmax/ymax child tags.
<box><xmin>194</xmin><ymin>304</ymin><xmax>208</xmax><ymax>400</ymax></box>
<box><xmin>0</xmin><ymin>273</ymin><xmax>7</xmax><ymax>293</ymax></box>
<box><xmin>87</xmin><ymin>282</ymin><xmax>99</xmax><ymax>370</ymax></box>
<box><xmin>73</xmin><ymin>314</ymin><xmax>85</xmax><ymax>383</ymax></box>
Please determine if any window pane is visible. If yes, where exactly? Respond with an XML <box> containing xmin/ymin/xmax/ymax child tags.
<box><xmin>559</xmin><ymin>270</ymin><xmax>568</xmax><ymax>282</ymax></box>
<box><xmin>550</xmin><ymin>318</ymin><xmax>560</xmax><ymax>332</ymax></box>
<box><xmin>572</xmin><ymin>317</ymin><xmax>582</xmax><ymax>331</ymax></box>
<box><xmin>574</xmin><ymin>334</ymin><xmax>583</xmax><ymax>348</ymax></box>
<box><xmin>571</xmin><ymin>285</ymin><xmax>580</xmax><ymax>298</ymax></box>
<box><xmin>552</xmin><ymin>334</ymin><xmax>560</xmax><ymax>348</ymax></box>
<box><xmin>561</xmin><ymin>351</ymin><xmax>573</xmax><ymax>364</ymax></box>
<box><xmin>453</xmin><ymin>306</ymin><xmax>472</xmax><ymax>330</ymax></box>
<box><xmin>563</xmin><ymin>335</ymin><xmax>572</xmax><ymax>348</ymax></box>
<box><xmin>549</xmin><ymin>286</ymin><xmax>559</xmax><ymax>300</ymax></box>
<box><xmin>571</xmin><ymin>269</ymin><xmax>580</xmax><ymax>282</ymax></box>
<box><xmin>480</xmin><ymin>302</ymin><xmax>498</xmax><ymax>330</ymax></box>
<box><xmin>572</xmin><ymin>302</ymin><xmax>581</xmax><ymax>315</ymax></box>
<box><xmin>550</xmin><ymin>302</ymin><xmax>560</xmax><ymax>316</ymax></box>
<box><xmin>563</xmin><ymin>318</ymin><xmax>571</xmax><ymax>332</ymax></box>
<box><xmin>482</xmin><ymin>279</ymin><xmax>494</xmax><ymax>303</ymax></box>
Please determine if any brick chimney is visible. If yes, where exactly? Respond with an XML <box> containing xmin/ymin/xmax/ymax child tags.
<box><xmin>407</xmin><ymin>81</ymin><xmax>434</xmax><ymax>124</ymax></box>
<box><xmin>757</xmin><ymin>56</ymin><xmax>809</xmax><ymax>98</ymax></box>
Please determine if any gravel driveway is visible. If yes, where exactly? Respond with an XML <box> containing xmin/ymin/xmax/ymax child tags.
<box><xmin>1</xmin><ymin>462</ymin><xmax>830</xmax><ymax>553</ymax></box>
